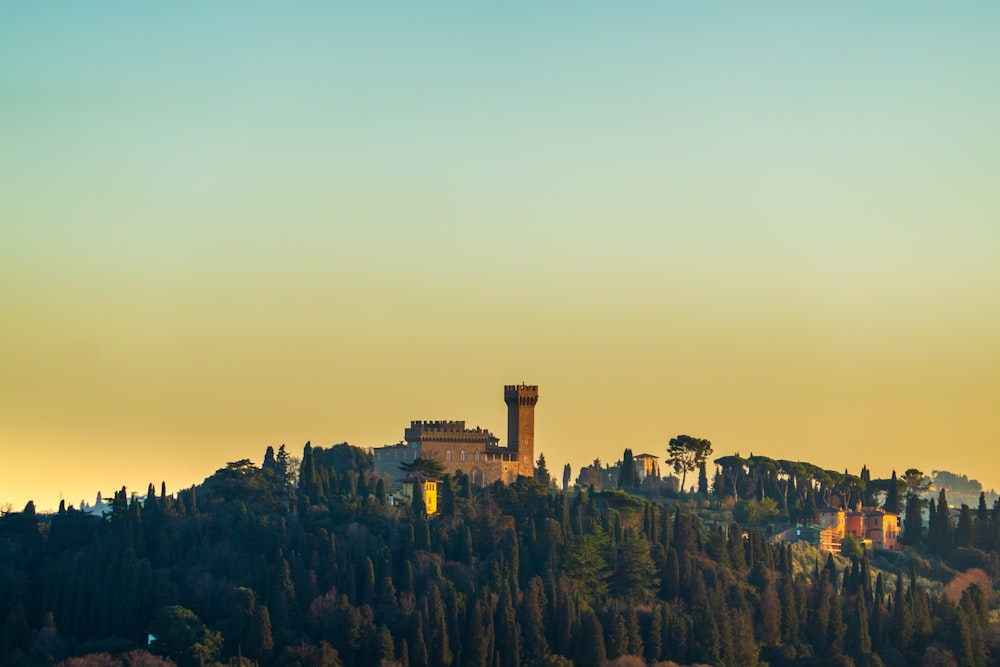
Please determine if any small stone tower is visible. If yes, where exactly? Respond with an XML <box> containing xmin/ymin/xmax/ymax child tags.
<box><xmin>504</xmin><ymin>383</ymin><xmax>538</xmax><ymax>476</ymax></box>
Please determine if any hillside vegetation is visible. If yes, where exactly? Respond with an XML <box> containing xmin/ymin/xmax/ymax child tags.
<box><xmin>1</xmin><ymin>443</ymin><xmax>999</xmax><ymax>667</ymax></box>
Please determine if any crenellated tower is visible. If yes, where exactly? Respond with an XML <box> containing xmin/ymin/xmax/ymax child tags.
<box><xmin>504</xmin><ymin>383</ymin><xmax>538</xmax><ymax>476</ymax></box>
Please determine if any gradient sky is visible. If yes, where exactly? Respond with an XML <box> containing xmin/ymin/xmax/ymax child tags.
<box><xmin>2</xmin><ymin>3</ymin><xmax>999</xmax><ymax>510</ymax></box>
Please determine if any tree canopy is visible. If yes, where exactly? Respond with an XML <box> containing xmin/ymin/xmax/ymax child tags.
<box><xmin>666</xmin><ymin>435</ymin><xmax>712</xmax><ymax>492</ymax></box>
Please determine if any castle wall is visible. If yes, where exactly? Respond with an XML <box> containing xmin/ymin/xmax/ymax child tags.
<box><xmin>373</xmin><ymin>385</ymin><xmax>537</xmax><ymax>489</ymax></box>
<box><xmin>372</xmin><ymin>443</ymin><xmax>415</xmax><ymax>483</ymax></box>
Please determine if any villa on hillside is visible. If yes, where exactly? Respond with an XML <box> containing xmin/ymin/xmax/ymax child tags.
<box><xmin>808</xmin><ymin>504</ymin><xmax>901</xmax><ymax>555</ymax></box>
<box><xmin>633</xmin><ymin>453</ymin><xmax>660</xmax><ymax>481</ymax></box>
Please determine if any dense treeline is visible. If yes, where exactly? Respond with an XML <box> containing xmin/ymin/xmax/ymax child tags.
<box><xmin>2</xmin><ymin>444</ymin><xmax>999</xmax><ymax>666</ymax></box>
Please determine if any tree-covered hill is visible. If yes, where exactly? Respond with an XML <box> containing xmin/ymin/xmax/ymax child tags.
<box><xmin>2</xmin><ymin>443</ymin><xmax>999</xmax><ymax>667</ymax></box>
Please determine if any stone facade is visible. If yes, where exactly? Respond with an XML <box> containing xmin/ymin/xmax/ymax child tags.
<box><xmin>372</xmin><ymin>384</ymin><xmax>539</xmax><ymax>488</ymax></box>
<box><xmin>816</xmin><ymin>505</ymin><xmax>900</xmax><ymax>552</ymax></box>
<box><xmin>633</xmin><ymin>454</ymin><xmax>660</xmax><ymax>480</ymax></box>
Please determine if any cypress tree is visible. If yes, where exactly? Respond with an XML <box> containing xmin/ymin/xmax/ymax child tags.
<box><xmin>903</xmin><ymin>493</ymin><xmax>923</xmax><ymax>545</ymax></box>
<box><xmin>869</xmin><ymin>592</ymin><xmax>886</xmax><ymax>652</ymax></box>
<box><xmin>890</xmin><ymin>572</ymin><xmax>912</xmax><ymax>653</ymax></box>
<box><xmin>949</xmin><ymin>609</ymin><xmax>975</xmax><ymax>667</ymax></box>
<box><xmin>535</xmin><ymin>453</ymin><xmax>552</xmax><ymax>486</ymax></box>
<box><xmin>439</xmin><ymin>475</ymin><xmax>456</xmax><ymax>517</ymax></box>
<box><xmin>411</xmin><ymin>615</ymin><xmax>429</xmax><ymax>667</ymax></box>
<box><xmin>625</xmin><ymin>607</ymin><xmax>643</xmax><ymax>657</ymax></box>
<box><xmin>759</xmin><ymin>580</ymin><xmax>781</xmax><ymax>646</ymax></box>
<box><xmin>464</xmin><ymin>600</ymin><xmax>488</xmax><ymax>667</ymax></box>
<box><xmin>604</xmin><ymin>611</ymin><xmax>627</xmax><ymax>659</ymax></box>
<box><xmin>929</xmin><ymin>489</ymin><xmax>954</xmax><ymax>556</ymax></box>
<box><xmin>245</xmin><ymin>605</ymin><xmax>274</xmax><ymax>662</ymax></box>
<box><xmin>883</xmin><ymin>470</ymin><xmax>901</xmax><ymax>514</ymax></box>
<box><xmin>827</xmin><ymin>587</ymin><xmax>847</xmax><ymax>655</ymax></box>
<box><xmin>575</xmin><ymin>607</ymin><xmax>606</xmax><ymax>667</ymax></box>
<box><xmin>848</xmin><ymin>588</ymin><xmax>872</xmax><ymax>658</ymax></box>
<box><xmin>807</xmin><ymin>580</ymin><xmax>833</xmax><ymax>653</ymax></box>
<box><xmin>517</xmin><ymin>577</ymin><xmax>548</xmax><ymax>665</ymax></box>
<box><xmin>645</xmin><ymin>605</ymin><xmax>663</xmax><ymax>661</ymax></box>
<box><xmin>495</xmin><ymin>585</ymin><xmax>519</xmax><ymax>667</ymax></box>
<box><xmin>780</xmin><ymin>578</ymin><xmax>800</xmax><ymax>646</ymax></box>
<box><xmin>619</xmin><ymin>449</ymin><xmax>637</xmax><ymax>490</ymax></box>
<box><xmin>427</xmin><ymin>585</ymin><xmax>452</xmax><ymax>667</ymax></box>
<box><xmin>956</xmin><ymin>504</ymin><xmax>974</xmax><ymax>548</ymax></box>
<box><xmin>412</xmin><ymin>480</ymin><xmax>427</xmax><ymax>519</ymax></box>
<box><xmin>729</xmin><ymin>608</ymin><xmax>759</xmax><ymax>667</ymax></box>
<box><xmin>300</xmin><ymin>441</ymin><xmax>321</xmax><ymax>502</ymax></box>
<box><xmin>975</xmin><ymin>492</ymin><xmax>992</xmax><ymax>549</ymax></box>
<box><xmin>375</xmin><ymin>625</ymin><xmax>395</xmax><ymax>665</ymax></box>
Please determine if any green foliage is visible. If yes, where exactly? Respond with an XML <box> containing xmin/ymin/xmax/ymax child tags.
<box><xmin>666</xmin><ymin>435</ymin><xmax>712</xmax><ymax>492</ymax></box>
<box><xmin>563</xmin><ymin>531</ymin><xmax>610</xmax><ymax>604</ymax></box>
<box><xmin>733</xmin><ymin>498</ymin><xmax>780</xmax><ymax>527</ymax></box>
<box><xmin>535</xmin><ymin>453</ymin><xmax>552</xmax><ymax>486</ymax></box>
<box><xmin>841</xmin><ymin>535</ymin><xmax>864</xmax><ymax>560</ymax></box>
<box><xmin>4</xmin><ymin>449</ymin><xmax>1000</xmax><ymax>667</ymax></box>
<box><xmin>400</xmin><ymin>457</ymin><xmax>447</xmax><ymax>479</ymax></box>
<box><xmin>148</xmin><ymin>606</ymin><xmax>221</xmax><ymax>667</ymax></box>
<box><xmin>618</xmin><ymin>449</ymin><xmax>639</xmax><ymax>491</ymax></box>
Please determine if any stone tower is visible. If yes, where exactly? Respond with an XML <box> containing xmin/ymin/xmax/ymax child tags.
<box><xmin>504</xmin><ymin>383</ymin><xmax>538</xmax><ymax>476</ymax></box>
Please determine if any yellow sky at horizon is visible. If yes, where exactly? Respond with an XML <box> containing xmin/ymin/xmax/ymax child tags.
<box><xmin>3</xmin><ymin>3</ymin><xmax>1000</xmax><ymax>509</ymax></box>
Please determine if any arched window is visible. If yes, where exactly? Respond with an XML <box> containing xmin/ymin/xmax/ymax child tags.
<box><xmin>461</xmin><ymin>450</ymin><xmax>467</xmax><ymax>461</ymax></box>
<box><xmin>446</xmin><ymin>450</ymin><xmax>452</xmax><ymax>461</ymax></box>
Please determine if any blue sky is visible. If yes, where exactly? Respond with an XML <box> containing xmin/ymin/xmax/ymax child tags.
<box><xmin>2</xmin><ymin>3</ymin><xmax>999</xmax><ymax>507</ymax></box>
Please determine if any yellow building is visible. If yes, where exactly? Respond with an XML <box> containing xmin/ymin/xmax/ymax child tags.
<box><xmin>633</xmin><ymin>453</ymin><xmax>661</xmax><ymax>481</ymax></box>
<box><xmin>819</xmin><ymin>506</ymin><xmax>846</xmax><ymax>539</ymax></box>
<box><xmin>399</xmin><ymin>477</ymin><xmax>439</xmax><ymax>515</ymax></box>
<box><xmin>855</xmin><ymin>507</ymin><xmax>899</xmax><ymax>550</ymax></box>
<box><xmin>817</xmin><ymin>505</ymin><xmax>900</xmax><ymax>553</ymax></box>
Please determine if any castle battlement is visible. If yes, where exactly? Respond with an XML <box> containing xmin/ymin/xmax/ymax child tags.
<box><xmin>408</xmin><ymin>420</ymin><xmax>470</xmax><ymax>432</ymax></box>
<box><xmin>374</xmin><ymin>384</ymin><xmax>538</xmax><ymax>489</ymax></box>
<box><xmin>504</xmin><ymin>384</ymin><xmax>539</xmax><ymax>407</ymax></box>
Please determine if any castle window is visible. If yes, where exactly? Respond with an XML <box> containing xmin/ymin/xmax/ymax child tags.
<box><xmin>461</xmin><ymin>450</ymin><xmax>467</xmax><ymax>461</ymax></box>
<box><xmin>475</xmin><ymin>451</ymin><xmax>481</xmax><ymax>462</ymax></box>
<box><xmin>446</xmin><ymin>450</ymin><xmax>452</xmax><ymax>461</ymax></box>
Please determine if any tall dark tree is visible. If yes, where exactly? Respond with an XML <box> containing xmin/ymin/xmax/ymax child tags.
<box><xmin>575</xmin><ymin>607</ymin><xmax>606</xmax><ymax>667</ymax></box>
<box><xmin>846</xmin><ymin>589</ymin><xmax>872</xmax><ymax>658</ymax></box>
<box><xmin>928</xmin><ymin>488</ymin><xmax>954</xmax><ymax>556</ymax></box>
<box><xmin>955</xmin><ymin>504</ymin><xmax>974</xmax><ymax>548</ymax></box>
<box><xmin>517</xmin><ymin>577</ymin><xmax>548</xmax><ymax>665</ymax></box>
<box><xmin>463</xmin><ymin>599</ymin><xmax>488</xmax><ymax>667</ymax></box>
<box><xmin>535</xmin><ymin>453</ymin><xmax>552</xmax><ymax>486</ymax></box>
<box><xmin>890</xmin><ymin>571</ymin><xmax>912</xmax><ymax>654</ymax></box>
<box><xmin>902</xmin><ymin>492</ymin><xmax>924</xmax><ymax>546</ymax></box>
<box><xmin>883</xmin><ymin>470</ymin><xmax>901</xmax><ymax>514</ymax></box>
<box><xmin>562</xmin><ymin>463</ymin><xmax>572</xmax><ymax>490</ymax></box>
<box><xmin>412</xmin><ymin>479</ymin><xmax>427</xmax><ymax>518</ymax></box>
<box><xmin>245</xmin><ymin>605</ymin><xmax>273</xmax><ymax>663</ymax></box>
<box><xmin>618</xmin><ymin>449</ymin><xmax>639</xmax><ymax>490</ymax></box>
<box><xmin>299</xmin><ymin>441</ymin><xmax>322</xmax><ymax>501</ymax></box>
<box><xmin>697</xmin><ymin>461</ymin><xmax>709</xmax><ymax>495</ymax></box>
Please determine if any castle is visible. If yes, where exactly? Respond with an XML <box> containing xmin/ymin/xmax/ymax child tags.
<box><xmin>372</xmin><ymin>384</ymin><xmax>538</xmax><ymax>487</ymax></box>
